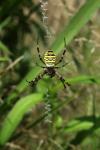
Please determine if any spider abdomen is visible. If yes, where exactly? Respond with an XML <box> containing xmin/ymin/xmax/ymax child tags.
<box><xmin>44</xmin><ymin>50</ymin><xmax>56</xmax><ymax>67</ymax></box>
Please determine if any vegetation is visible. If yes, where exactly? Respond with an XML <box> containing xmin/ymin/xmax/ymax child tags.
<box><xmin>0</xmin><ymin>0</ymin><xmax>100</xmax><ymax>149</ymax></box>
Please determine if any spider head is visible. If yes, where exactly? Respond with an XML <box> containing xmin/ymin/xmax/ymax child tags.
<box><xmin>44</xmin><ymin>50</ymin><xmax>56</xmax><ymax>67</ymax></box>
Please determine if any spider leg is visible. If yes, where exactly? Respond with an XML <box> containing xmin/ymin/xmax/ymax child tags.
<box><xmin>55</xmin><ymin>48</ymin><xmax>66</xmax><ymax>65</ymax></box>
<box><xmin>37</xmin><ymin>38</ymin><xmax>45</xmax><ymax>64</ymax></box>
<box><xmin>55</xmin><ymin>38</ymin><xmax>67</xmax><ymax>65</ymax></box>
<box><xmin>27</xmin><ymin>70</ymin><xmax>46</xmax><ymax>87</ymax></box>
<box><xmin>55</xmin><ymin>71</ymin><xmax>70</xmax><ymax>89</ymax></box>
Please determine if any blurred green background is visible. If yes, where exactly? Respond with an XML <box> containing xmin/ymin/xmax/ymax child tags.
<box><xmin>0</xmin><ymin>0</ymin><xmax>100</xmax><ymax>149</ymax></box>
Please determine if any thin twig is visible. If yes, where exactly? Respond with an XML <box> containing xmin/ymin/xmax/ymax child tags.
<box><xmin>0</xmin><ymin>55</ymin><xmax>24</xmax><ymax>75</ymax></box>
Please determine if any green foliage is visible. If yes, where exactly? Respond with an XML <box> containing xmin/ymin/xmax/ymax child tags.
<box><xmin>0</xmin><ymin>93</ymin><xmax>43</xmax><ymax>145</ymax></box>
<box><xmin>52</xmin><ymin>0</ymin><xmax>100</xmax><ymax>53</ymax></box>
<box><xmin>0</xmin><ymin>0</ymin><xmax>100</xmax><ymax>149</ymax></box>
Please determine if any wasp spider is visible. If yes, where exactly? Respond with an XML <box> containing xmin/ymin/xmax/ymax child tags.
<box><xmin>27</xmin><ymin>38</ymin><xmax>70</xmax><ymax>89</ymax></box>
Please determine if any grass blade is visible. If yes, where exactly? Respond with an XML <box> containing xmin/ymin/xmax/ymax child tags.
<box><xmin>0</xmin><ymin>93</ymin><xmax>43</xmax><ymax>145</ymax></box>
<box><xmin>52</xmin><ymin>0</ymin><xmax>100</xmax><ymax>53</ymax></box>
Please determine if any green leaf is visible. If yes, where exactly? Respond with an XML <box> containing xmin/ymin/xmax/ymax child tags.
<box><xmin>65</xmin><ymin>117</ymin><xmax>100</xmax><ymax>147</ymax></box>
<box><xmin>0</xmin><ymin>57</ymin><xmax>9</xmax><ymax>62</ymax></box>
<box><xmin>66</xmin><ymin>75</ymin><xmax>100</xmax><ymax>84</ymax></box>
<box><xmin>0</xmin><ymin>93</ymin><xmax>43</xmax><ymax>145</ymax></box>
<box><xmin>52</xmin><ymin>0</ymin><xmax>100</xmax><ymax>53</ymax></box>
<box><xmin>64</xmin><ymin>117</ymin><xmax>94</xmax><ymax>133</ymax></box>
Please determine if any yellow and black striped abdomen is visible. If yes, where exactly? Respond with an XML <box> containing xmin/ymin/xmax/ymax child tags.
<box><xmin>44</xmin><ymin>50</ymin><xmax>56</xmax><ymax>67</ymax></box>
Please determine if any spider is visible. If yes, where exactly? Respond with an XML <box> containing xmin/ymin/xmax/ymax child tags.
<box><xmin>27</xmin><ymin>38</ymin><xmax>70</xmax><ymax>89</ymax></box>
